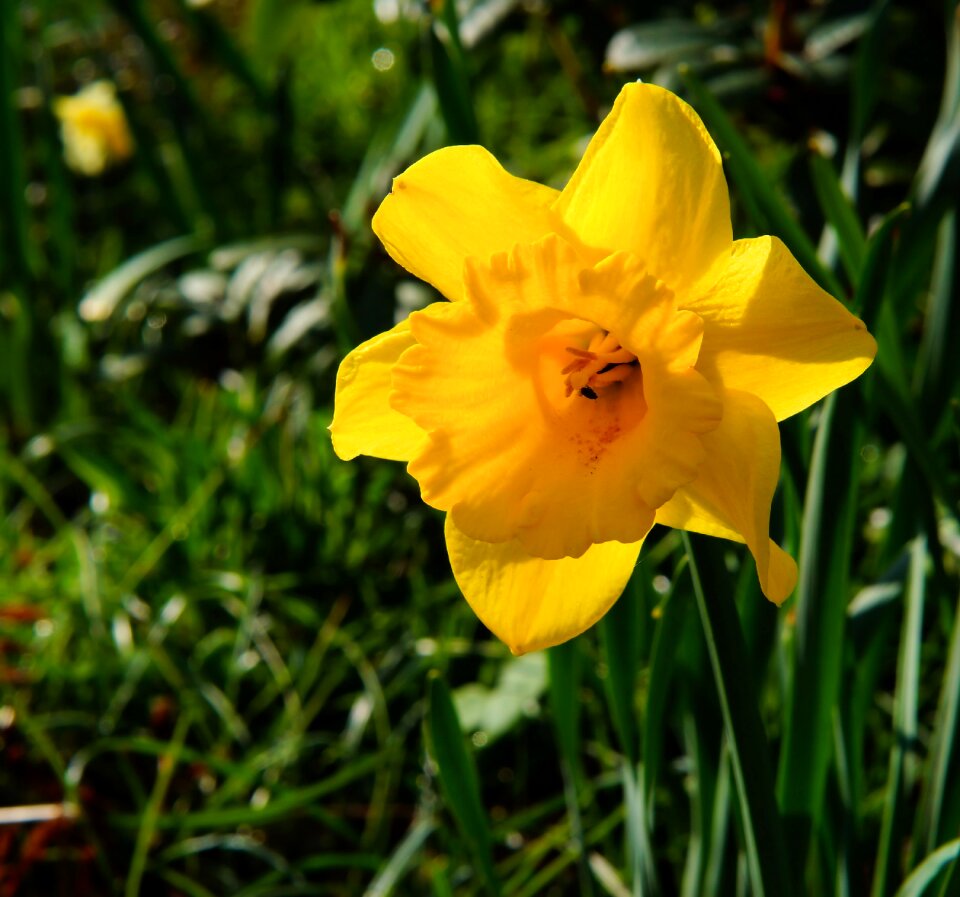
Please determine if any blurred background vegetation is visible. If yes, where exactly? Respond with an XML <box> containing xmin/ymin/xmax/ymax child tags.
<box><xmin>1</xmin><ymin>0</ymin><xmax>959</xmax><ymax>895</ymax></box>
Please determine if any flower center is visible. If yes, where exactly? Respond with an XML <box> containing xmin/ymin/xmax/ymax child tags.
<box><xmin>561</xmin><ymin>330</ymin><xmax>640</xmax><ymax>400</ymax></box>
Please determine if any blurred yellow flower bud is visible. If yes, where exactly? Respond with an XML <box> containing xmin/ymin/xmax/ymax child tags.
<box><xmin>53</xmin><ymin>80</ymin><xmax>134</xmax><ymax>176</ymax></box>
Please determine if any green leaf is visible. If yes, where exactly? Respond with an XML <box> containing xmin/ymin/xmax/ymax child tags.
<box><xmin>855</xmin><ymin>203</ymin><xmax>910</xmax><ymax>326</ymax></box>
<box><xmin>430</xmin><ymin>0</ymin><xmax>479</xmax><ymax>144</ymax></box>
<box><xmin>915</xmin><ymin>6</ymin><xmax>960</xmax><ymax>208</ymax></box>
<box><xmin>126</xmin><ymin>713</ymin><xmax>192</xmax><ymax>897</ymax></box>
<box><xmin>777</xmin><ymin>390</ymin><xmax>863</xmax><ymax>854</ymax></box>
<box><xmin>642</xmin><ymin>582</ymin><xmax>690</xmax><ymax>811</ymax></box>
<box><xmin>427</xmin><ymin>673</ymin><xmax>501</xmax><ymax>896</ymax></box>
<box><xmin>872</xmin><ymin>536</ymin><xmax>928</xmax><ymax>897</ymax></box>
<box><xmin>363</xmin><ymin>811</ymin><xmax>436</xmax><ymax>897</ymax></box>
<box><xmin>914</xmin><ymin>210</ymin><xmax>958</xmax><ymax>417</ymax></box>
<box><xmin>809</xmin><ymin>150</ymin><xmax>867</xmax><ymax>286</ymax></box>
<box><xmin>914</xmin><ymin>584</ymin><xmax>960</xmax><ymax>860</ymax></box>
<box><xmin>598</xmin><ymin>578</ymin><xmax>644</xmax><ymax>764</ymax></box>
<box><xmin>895</xmin><ymin>839</ymin><xmax>960</xmax><ymax>897</ymax></box>
<box><xmin>683</xmin><ymin>533</ymin><xmax>793</xmax><ymax>897</ymax></box>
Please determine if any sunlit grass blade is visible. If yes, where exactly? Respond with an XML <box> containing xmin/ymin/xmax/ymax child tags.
<box><xmin>683</xmin><ymin>533</ymin><xmax>793</xmax><ymax>897</ymax></box>
<box><xmin>871</xmin><ymin>536</ymin><xmax>928</xmax><ymax>897</ymax></box>
<box><xmin>680</xmin><ymin>710</ymin><xmax>717</xmax><ymax>897</ymax></box>
<box><xmin>427</xmin><ymin>672</ymin><xmax>501</xmax><ymax>896</ymax></box>
<box><xmin>844</xmin><ymin>568</ymin><xmax>904</xmax><ymax>852</ymax></box>
<box><xmin>894</xmin><ymin>839</ymin><xmax>960</xmax><ymax>897</ymax></box>
<box><xmin>703</xmin><ymin>741</ymin><xmax>735</xmax><ymax>896</ymax></box>
<box><xmin>622</xmin><ymin>760</ymin><xmax>657</xmax><ymax>897</ymax></box>
<box><xmin>915</xmin><ymin>5</ymin><xmax>960</xmax><ymax>208</ymax></box>
<box><xmin>913</xmin><ymin>584</ymin><xmax>960</xmax><ymax>861</ymax></box>
<box><xmin>680</xmin><ymin>67</ymin><xmax>844</xmax><ymax>299</ymax></box>
<box><xmin>809</xmin><ymin>149</ymin><xmax>867</xmax><ymax>286</ymax></box>
<box><xmin>777</xmin><ymin>389</ymin><xmax>863</xmax><ymax>863</ymax></box>
<box><xmin>362</xmin><ymin>810</ymin><xmax>436</xmax><ymax>897</ymax></box>
<box><xmin>77</xmin><ymin>235</ymin><xmax>204</xmax><ymax>322</ymax></box>
<box><xmin>590</xmin><ymin>850</ymin><xmax>634</xmax><ymax>897</ymax></box>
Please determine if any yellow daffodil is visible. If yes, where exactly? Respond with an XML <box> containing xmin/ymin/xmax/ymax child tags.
<box><xmin>331</xmin><ymin>83</ymin><xmax>876</xmax><ymax>654</ymax></box>
<box><xmin>54</xmin><ymin>81</ymin><xmax>134</xmax><ymax>177</ymax></box>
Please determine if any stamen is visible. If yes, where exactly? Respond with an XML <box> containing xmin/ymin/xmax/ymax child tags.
<box><xmin>560</xmin><ymin>331</ymin><xmax>640</xmax><ymax>400</ymax></box>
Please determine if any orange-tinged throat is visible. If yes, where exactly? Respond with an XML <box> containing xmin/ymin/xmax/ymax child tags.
<box><xmin>561</xmin><ymin>330</ymin><xmax>640</xmax><ymax>400</ymax></box>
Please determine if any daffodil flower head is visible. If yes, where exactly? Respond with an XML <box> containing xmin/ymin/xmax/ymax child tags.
<box><xmin>54</xmin><ymin>80</ymin><xmax>134</xmax><ymax>177</ymax></box>
<box><xmin>331</xmin><ymin>83</ymin><xmax>876</xmax><ymax>654</ymax></box>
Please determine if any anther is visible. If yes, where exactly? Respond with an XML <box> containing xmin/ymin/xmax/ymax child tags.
<box><xmin>561</xmin><ymin>331</ymin><xmax>640</xmax><ymax>400</ymax></box>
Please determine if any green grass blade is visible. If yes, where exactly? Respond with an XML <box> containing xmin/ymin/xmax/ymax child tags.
<box><xmin>895</xmin><ymin>840</ymin><xmax>960</xmax><ymax>897</ymax></box>
<box><xmin>430</xmin><ymin>0</ymin><xmax>479</xmax><ymax>144</ymax></box>
<box><xmin>107</xmin><ymin>753</ymin><xmax>386</xmax><ymax>830</ymax></box>
<box><xmin>598</xmin><ymin>580</ymin><xmax>642</xmax><ymax>764</ymax></box>
<box><xmin>914</xmin><ymin>210</ymin><xmax>958</xmax><ymax>415</ymax></box>
<box><xmin>915</xmin><ymin>5</ymin><xmax>960</xmax><ymax>208</ymax></box>
<box><xmin>872</xmin><ymin>536</ymin><xmax>928</xmax><ymax>897</ymax></box>
<box><xmin>683</xmin><ymin>533</ymin><xmax>793</xmax><ymax>897</ymax></box>
<box><xmin>125</xmin><ymin>712</ymin><xmax>192</xmax><ymax>897</ymax></box>
<box><xmin>854</xmin><ymin>203</ymin><xmax>910</xmax><ymax>325</ymax></box>
<box><xmin>547</xmin><ymin>639</ymin><xmax>595</xmax><ymax>897</ymax></box>
<box><xmin>642</xmin><ymin>582</ymin><xmax>690</xmax><ymax>814</ymax></box>
<box><xmin>680</xmin><ymin>67</ymin><xmax>844</xmax><ymax>299</ymax></box>
<box><xmin>809</xmin><ymin>150</ymin><xmax>867</xmax><ymax>286</ymax></box>
<box><xmin>777</xmin><ymin>390</ymin><xmax>863</xmax><ymax>854</ymax></box>
<box><xmin>547</xmin><ymin>640</ymin><xmax>583</xmax><ymax>785</ymax></box>
<box><xmin>427</xmin><ymin>672</ymin><xmax>501</xmax><ymax>896</ymax></box>
<box><xmin>622</xmin><ymin>760</ymin><xmax>657</xmax><ymax>897</ymax></box>
<box><xmin>362</xmin><ymin>811</ymin><xmax>436</xmax><ymax>897</ymax></box>
<box><xmin>914</xmin><ymin>584</ymin><xmax>960</xmax><ymax>859</ymax></box>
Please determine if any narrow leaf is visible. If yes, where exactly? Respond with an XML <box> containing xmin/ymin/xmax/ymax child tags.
<box><xmin>684</xmin><ymin>533</ymin><xmax>793</xmax><ymax>897</ymax></box>
<box><xmin>809</xmin><ymin>150</ymin><xmax>867</xmax><ymax>286</ymax></box>
<box><xmin>427</xmin><ymin>673</ymin><xmax>500</xmax><ymax>896</ymax></box>
<box><xmin>895</xmin><ymin>839</ymin><xmax>960</xmax><ymax>897</ymax></box>
<box><xmin>872</xmin><ymin>536</ymin><xmax>928</xmax><ymax>897</ymax></box>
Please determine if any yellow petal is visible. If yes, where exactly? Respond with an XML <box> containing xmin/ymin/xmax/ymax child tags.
<box><xmin>655</xmin><ymin>389</ymin><xmax>798</xmax><ymax>603</ymax></box>
<box><xmin>372</xmin><ymin>146</ymin><xmax>564</xmax><ymax>302</ymax></box>
<box><xmin>689</xmin><ymin>237</ymin><xmax>877</xmax><ymax>421</ymax></box>
<box><xmin>329</xmin><ymin>320</ymin><xmax>427</xmax><ymax>462</ymax></box>
<box><xmin>445</xmin><ymin>515</ymin><xmax>644</xmax><ymax>654</ymax></box>
<box><xmin>553</xmin><ymin>82</ymin><xmax>732</xmax><ymax>297</ymax></box>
